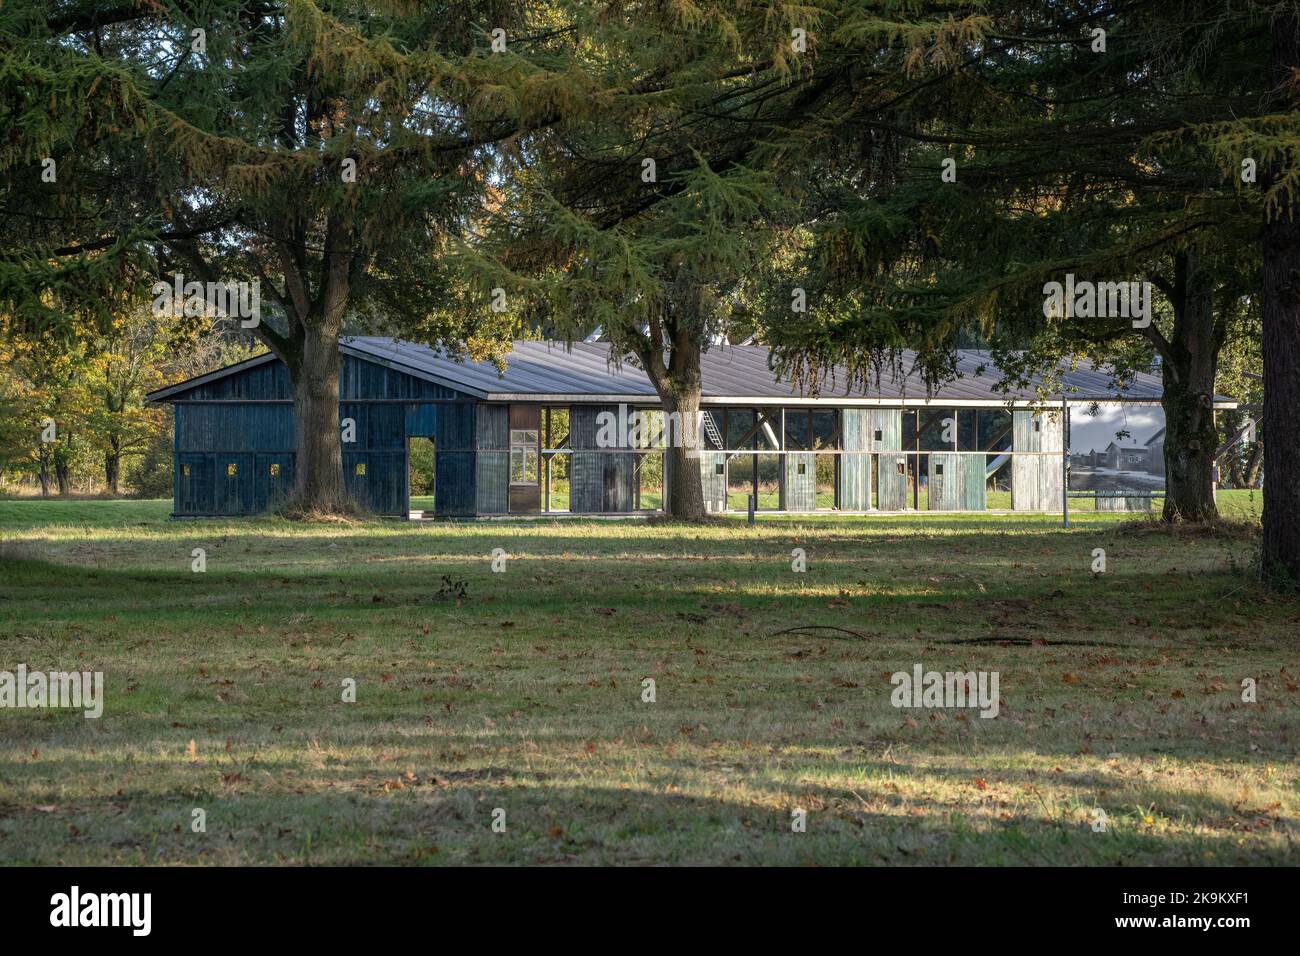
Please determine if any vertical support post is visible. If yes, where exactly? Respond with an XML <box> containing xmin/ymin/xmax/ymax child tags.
<box><xmin>1061</xmin><ymin>394</ymin><xmax>1069</xmax><ymax>528</ymax></box>
<box><xmin>748</xmin><ymin>493</ymin><xmax>756</xmax><ymax>525</ymax></box>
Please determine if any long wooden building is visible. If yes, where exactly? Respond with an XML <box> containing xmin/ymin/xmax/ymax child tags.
<box><xmin>146</xmin><ymin>338</ymin><xmax>1221</xmax><ymax>518</ymax></box>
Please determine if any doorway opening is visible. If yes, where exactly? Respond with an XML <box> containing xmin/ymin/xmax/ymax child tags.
<box><xmin>408</xmin><ymin>436</ymin><xmax>435</xmax><ymax>517</ymax></box>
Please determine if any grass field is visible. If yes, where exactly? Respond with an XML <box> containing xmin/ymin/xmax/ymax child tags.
<box><xmin>0</xmin><ymin>491</ymin><xmax>1295</xmax><ymax>865</ymax></box>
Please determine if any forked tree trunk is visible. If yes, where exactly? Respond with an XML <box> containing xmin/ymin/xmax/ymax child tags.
<box><xmin>1261</xmin><ymin>12</ymin><xmax>1300</xmax><ymax>585</ymax></box>
<box><xmin>1159</xmin><ymin>249</ymin><xmax>1221</xmax><ymax>523</ymax></box>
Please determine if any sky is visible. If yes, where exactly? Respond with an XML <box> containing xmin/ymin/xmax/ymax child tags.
<box><xmin>1067</xmin><ymin>402</ymin><xmax>1165</xmax><ymax>454</ymax></box>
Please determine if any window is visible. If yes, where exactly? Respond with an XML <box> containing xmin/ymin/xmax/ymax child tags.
<box><xmin>874</xmin><ymin>429</ymin><xmax>883</xmax><ymax>442</ymax></box>
<box><xmin>269</xmin><ymin>463</ymin><xmax>280</xmax><ymax>477</ymax></box>
<box><xmin>510</xmin><ymin>429</ymin><xmax>538</xmax><ymax>484</ymax></box>
<box><xmin>935</xmin><ymin>463</ymin><xmax>944</xmax><ymax>476</ymax></box>
<box><xmin>182</xmin><ymin>464</ymin><xmax>190</xmax><ymax>477</ymax></box>
<box><xmin>715</xmin><ymin>462</ymin><xmax>725</xmax><ymax>475</ymax></box>
<box><xmin>226</xmin><ymin>462</ymin><xmax>237</xmax><ymax>477</ymax></box>
<box><xmin>797</xmin><ymin>462</ymin><xmax>806</xmax><ymax>475</ymax></box>
<box><xmin>1033</xmin><ymin>419</ymin><xmax>1041</xmax><ymax>433</ymax></box>
<box><xmin>896</xmin><ymin>459</ymin><xmax>906</xmax><ymax>475</ymax></box>
<box><xmin>355</xmin><ymin>462</ymin><xmax>366</xmax><ymax>476</ymax></box>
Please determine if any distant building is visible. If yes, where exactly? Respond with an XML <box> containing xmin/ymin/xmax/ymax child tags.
<box><xmin>1144</xmin><ymin>427</ymin><xmax>1166</xmax><ymax>475</ymax></box>
<box><xmin>1102</xmin><ymin>442</ymin><xmax>1150</xmax><ymax>470</ymax></box>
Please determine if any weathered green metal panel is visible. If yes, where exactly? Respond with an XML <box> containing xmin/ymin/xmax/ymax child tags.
<box><xmin>1097</xmin><ymin>492</ymin><xmax>1152</xmax><ymax>511</ymax></box>
<box><xmin>1012</xmin><ymin>410</ymin><xmax>1063</xmax><ymax>511</ymax></box>
<box><xmin>844</xmin><ymin>408</ymin><xmax>904</xmax><ymax>510</ymax></box>
<box><xmin>840</xmin><ymin>410</ymin><xmax>871</xmax><ymax>509</ymax></box>
<box><xmin>928</xmin><ymin>453</ymin><xmax>986</xmax><ymax>511</ymax></box>
<box><xmin>785</xmin><ymin>452</ymin><xmax>816</xmax><ymax>511</ymax></box>
<box><xmin>698</xmin><ymin>451</ymin><xmax>727</xmax><ymax>513</ymax></box>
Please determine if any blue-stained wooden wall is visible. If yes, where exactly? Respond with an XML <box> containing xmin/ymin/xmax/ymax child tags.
<box><xmin>168</xmin><ymin>353</ymin><xmax>478</xmax><ymax>517</ymax></box>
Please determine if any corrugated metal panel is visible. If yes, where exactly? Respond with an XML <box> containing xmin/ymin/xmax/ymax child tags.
<box><xmin>341</xmin><ymin>403</ymin><xmax>405</xmax><ymax>450</ymax></box>
<box><xmin>698</xmin><ymin>452</ymin><xmax>727</xmax><ymax>513</ymax></box>
<box><xmin>840</xmin><ymin>410</ymin><xmax>871</xmax><ymax>509</ymax></box>
<box><xmin>568</xmin><ymin>405</ymin><xmax>634</xmax><ymax>512</ymax></box>
<box><xmin>177</xmin><ymin>404</ymin><xmax>293</xmax><ymax>452</ymax></box>
<box><xmin>435</xmin><ymin>452</ymin><xmax>475</xmax><ymax>516</ymax></box>
<box><xmin>475</xmin><ymin>452</ymin><xmax>508</xmax><ymax>514</ymax></box>
<box><xmin>1012</xmin><ymin>411</ymin><xmax>1063</xmax><ymax>511</ymax></box>
<box><xmin>785</xmin><ymin>453</ymin><xmax>816</xmax><ymax>511</ymax></box>
<box><xmin>928</xmin><ymin>454</ymin><xmax>986</xmax><ymax>511</ymax></box>
<box><xmin>254</xmin><ymin>454</ymin><xmax>294</xmax><ymax>512</ymax></box>
<box><xmin>476</xmin><ymin>404</ymin><xmax>508</xmax><ymax>450</ymax></box>
<box><xmin>344</xmin><ymin>451</ymin><xmax>406</xmax><ymax>515</ymax></box>
<box><xmin>1097</xmin><ymin>494</ymin><xmax>1153</xmax><ymax>511</ymax></box>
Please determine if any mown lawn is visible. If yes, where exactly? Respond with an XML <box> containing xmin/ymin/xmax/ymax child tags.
<box><xmin>0</xmin><ymin>492</ymin><xmax>1294</xmax><ymax>865</ymax></box>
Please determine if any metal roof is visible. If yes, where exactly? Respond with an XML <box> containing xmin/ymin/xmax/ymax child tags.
<box><xmin>149</xmin><ymin>337</ymin><xmax>1235</xmax><ymax>407</ymax></box>
<box><xmin>344</xmin><ymin>337</ymin><xmax>1215</xmax><ymax>406</ymax></box>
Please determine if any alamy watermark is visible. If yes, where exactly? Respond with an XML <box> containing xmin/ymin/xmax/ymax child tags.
<box><xmin>0</xmin><ymin>665</ymin><xmax>103</xmax><ymax>718</ymax></box>
<box><xmin>1042</xmin><ymin>274</ymin><xmax>1151</xmax><ymax>328</ymax></box>
<box><xmin>890</xmin><ymin>664</ymin><xmax>1000</xmax><ymax>718</ymax></box>
<box><xmin>595</xmin><ymin>403</ymin><xmax>705</xmax><ymax>458</ymax></box>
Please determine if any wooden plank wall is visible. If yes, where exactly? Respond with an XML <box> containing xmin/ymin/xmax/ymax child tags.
<box><xmin>170</xmin><ymin>354</ymin><xmax>478</xmax><ymax>517</ymax></box>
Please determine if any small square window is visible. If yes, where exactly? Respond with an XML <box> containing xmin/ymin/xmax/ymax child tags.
<box><xmin>896</xmin><ymin>460</ymin><xmax>906</xmax><ymax>475</ymax></box>
<box><xmin>874</xmin><ymin>429</ymin><xmax>883</xmax><ymax>442</ymax></box>
<box><xmin>715</xmin><ymin>463</ymin><xmax>725</xmax><ymax>475</ymax></box>
<box><xmin>1033</xmin><ymin>420</ymin><xmax>1041</xmax><ymax>432</ymax></box>
<box><xmin>269</xmin><ymin>463</ymin><xmax>280</xmax><ymax>477</ymax></box>
<box><xmin>181</xmin><ymin>464</ymin><xmax>190</xmax><ymax>477</ymax></box>
<box><xmin>355</xmin><ymin>462</ymin><xmax>366</xmax><ymax>476</ymax></box>
<box><xmin>797</xmin><ymin>462</ymin><xmax>806</xmax><ymax>475</ymax></box>
<box><xmin>226</xmin><ymin>462</ymin><xmax>237</xmax><ymax>477</ymax></box>
<box><xmin>935</xmin><ymin>463</ymin><xmax>944</xmax><ymax>476</ymax></box>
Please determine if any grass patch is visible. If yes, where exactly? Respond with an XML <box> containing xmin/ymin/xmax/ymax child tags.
<box><xmin>0</xmin><ymin>493</ymin><xmax>1294</xmax><ymax>865</ymax></box>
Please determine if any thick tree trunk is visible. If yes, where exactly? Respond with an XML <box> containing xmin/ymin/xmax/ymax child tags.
<box><xmin>1160</xmin><ymin>249</ymin><xmax>1220</xmax><ymax>522</ymax></box>
<box><xmin>55</xmin><ymin>459</ymin><xmax>70</xmax><ymax>496</ymax></box>
<box><xmin>1261</xmin><ymin>12</ymin><xmax>1300</xmax><ymax>585</ymax></box>
<box><xmin>642</xmin><ymin>322</ymin><xmax>708</xmax><ymax>521</ymax></box>
<box><xmin>661</xmin><ymin>385</ymin><xmax>706</xmax><ymax>520</ymax></box>
<box><xmin>289</xmin><ymin>321</ymin><xmax>351</xmax><ymax>514</ymax></box>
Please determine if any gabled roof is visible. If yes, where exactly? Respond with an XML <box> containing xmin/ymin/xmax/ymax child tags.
<box><xmin>149</xmin><ymin>337</ymin><xmax>1237</xmax><ymax>407</ymax></box>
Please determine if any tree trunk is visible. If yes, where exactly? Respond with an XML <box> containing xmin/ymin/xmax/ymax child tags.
<box><xmin>660</xmin><ymin>384</ymin><xmax>707</xmax><ymax>520</ymax></box>
<box><xmin>1160</xmin><ymin>248</ymin><xmax>1220</xmax><ymax>522</ymax></box>
<box><xmin>55</xmin><ymin>458</ymin><xmax>70</xmax><ymax>496</ymax></box>
<box><xmin>37</xmin><ymin>457</ymin><xmax>51</xmax><ymax>496</ymax></box>
<box><xmin>105</xmin><ymin>439</ymin><xmax>121</xmax><ymax>495</ymax></box>
<box><xmin>1224</xmin><ymin>410</ymin><xmax>1247</xmax><ymax>488</ymax></box>
<box><xmin>1261</xmin><ymin>12</ymin><xmax>1300</xmax><ymax>585</ymax></box>
<box><xmin>289</xmin><ymin>320</ymin><xmax>351</xmax><ymax>514</ymax></box>
<box><xmin>1245</xmin><ymin>442</ymin><xmax>1263</xmax><ymax>488</ymax></box>
<box><xmin>642</xmin><ymin>324</ymin><xmax>708</xmax><ymax>521</ymax></box>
